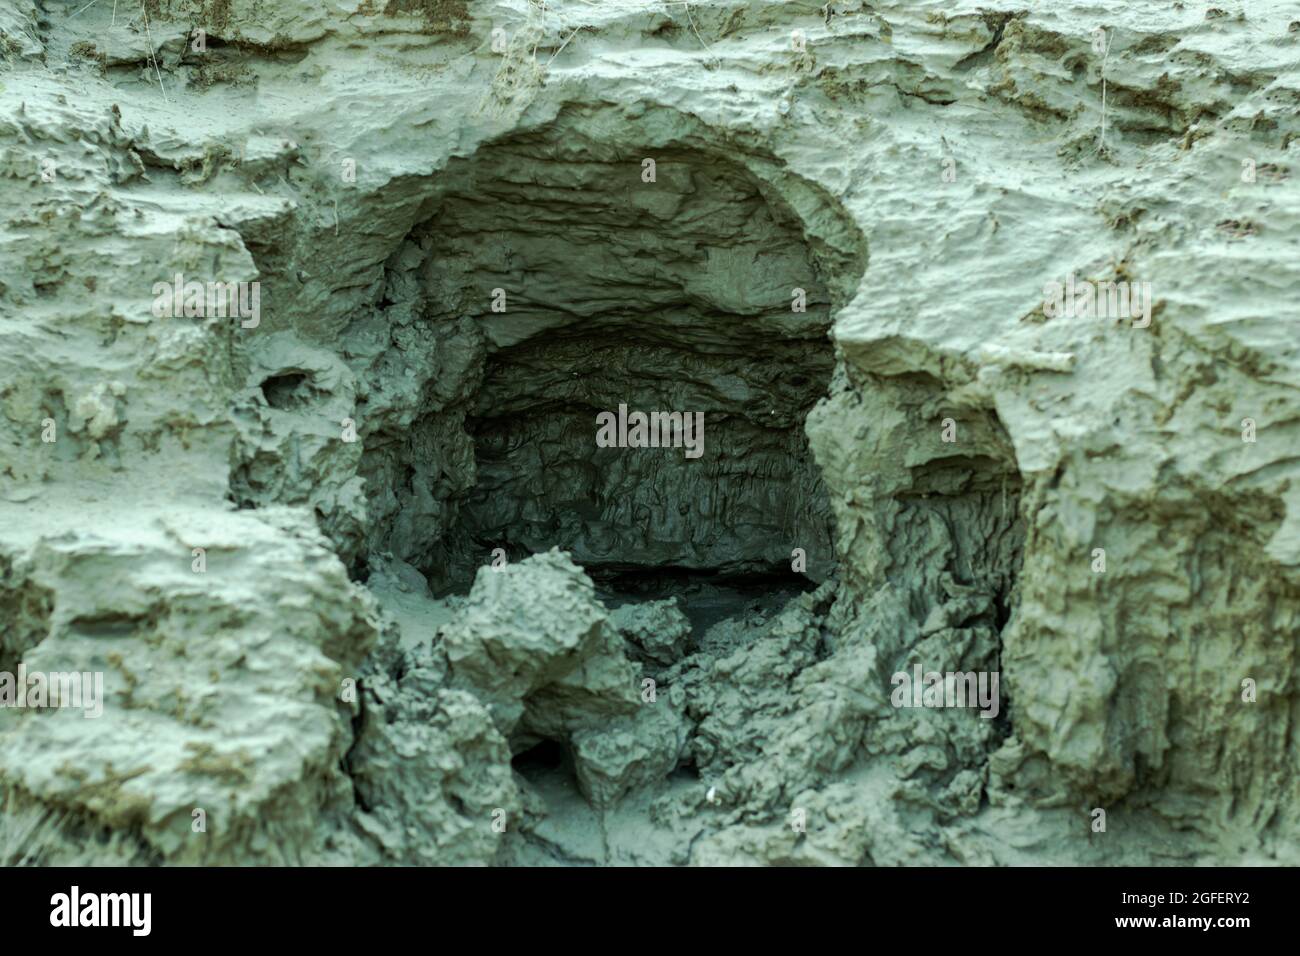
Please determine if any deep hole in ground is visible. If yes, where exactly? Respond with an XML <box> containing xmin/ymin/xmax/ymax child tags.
<box><xmin>356</xmin><ymin>128</ymin><xmax>863</xmax><ymax>608</ymax></box>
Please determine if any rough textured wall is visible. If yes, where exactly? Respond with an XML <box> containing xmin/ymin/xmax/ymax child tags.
<box><xmin>0</xmin><ymin>0</ymin><xmax>1298</xmax><ymax>866</ymax></box>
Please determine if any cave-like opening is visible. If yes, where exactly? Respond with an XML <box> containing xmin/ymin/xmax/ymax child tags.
<box><xmin>358</xmin><ymin>128</ymin><xmax>859</xmax><ymax>603</ymax></box>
